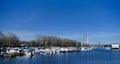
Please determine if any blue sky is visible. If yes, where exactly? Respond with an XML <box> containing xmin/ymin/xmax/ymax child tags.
<box><xmin>0</xmin><ymin>0</ymin><xmax>120</xmax><ymax>44</ymax></box>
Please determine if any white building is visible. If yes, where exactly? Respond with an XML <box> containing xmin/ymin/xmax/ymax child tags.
<box><xmin>111</xmin><ymin>43</ymin><xmax>119</xmax><ymax>49</ymax></box>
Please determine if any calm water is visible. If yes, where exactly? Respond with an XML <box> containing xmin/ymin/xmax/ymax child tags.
<box><xmin>0</xmin><ymin>49</ymin><xmax>120</xmax><ymax>64</ymax></box>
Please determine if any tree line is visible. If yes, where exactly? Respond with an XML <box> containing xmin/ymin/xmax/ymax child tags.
<box><xmin>0</xmin><ymin>31</ymin><xmax>81</xmax><ymax>47</ymax></box>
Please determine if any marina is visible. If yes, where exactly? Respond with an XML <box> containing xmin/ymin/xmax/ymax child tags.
<box><xmin>0</xmin><ymin>48</ymin><xmax>120</xmax><ymax>64</ymax></box>
<box><xmin>0</xmin><ymin>47</ymin><xmax>82</xmax><ymax>59</ymax></box>
<box><xmin>1</xmin><ymin>0</ymin><xmax>120</xmax><ymax>64</ymax></box>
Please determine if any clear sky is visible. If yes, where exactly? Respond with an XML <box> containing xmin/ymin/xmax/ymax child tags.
<box><xmin>0</xmin><ymin>0</ymin><xmax>120</xmax><ymax>44</ymax></box>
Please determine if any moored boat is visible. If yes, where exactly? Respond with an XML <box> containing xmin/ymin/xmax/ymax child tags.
<box><xmin>67</xmin><ymin>47</ymin><xmax>80</xmax><ymax>52</ymax></box>
<box><xmin>80</xmin><ymin>47</ymin><xmax>92</xmax><ymax>51</ymax></box>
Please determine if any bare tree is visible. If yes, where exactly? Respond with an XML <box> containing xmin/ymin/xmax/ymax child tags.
<box><xmin>0</xmin><ymin>31</ymin><xmax>6</xmax><ymax>47</ymax></box>
<box><xmin>35</xmin><ymin>35</ymin><xmax>81</xmax><ymax>47</ymax></box>
<box><xmin>6</xmin><ymin>33</ymin><xmax>19</xmax><ymax>47</ymax></box>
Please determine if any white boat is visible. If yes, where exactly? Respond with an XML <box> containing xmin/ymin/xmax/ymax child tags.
<box><xmin>81</xmin><ymin>47</ymin><xmax>92</xmax><ymax>51</ymax></box>
<box><xmin>39</xmin><ymin>48</ymin><xmax>48</xmax><ymax>54</ymax></box>
<box><xmin>23</xmin><ymin>48</ymin><xmax>34</xmax><ymax>56</ymax></box>
<box><xmin>6</xmin><ymin>49</ymin><xmax>16</xmax><ymax>54</ymax></box>
<box><xmin>105</xmin><ymin>47</ymin><xmax>111</xmax><ymax>50</ymax></box>
<box><xmin>59</xmin><ymin>48</ymin><xmax>68</xmax><ymax>53</ymax></box>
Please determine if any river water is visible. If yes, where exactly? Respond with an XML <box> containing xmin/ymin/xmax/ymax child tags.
<box><xmin>0</xmin><ymin>48</ymin><xmax>120</xmax><ymax>64</ymax></box>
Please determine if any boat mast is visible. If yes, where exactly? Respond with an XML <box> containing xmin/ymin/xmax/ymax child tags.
<box><xmin>86</xmin><ymin>33</ymin><xmax>88</xmax><ymax>45</ymax></box>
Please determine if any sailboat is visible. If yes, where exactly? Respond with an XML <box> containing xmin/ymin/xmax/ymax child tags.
<box><xmin>81</xmin><ymin>33</ymin><xmax>92</xmax><ymax>51</ymax></box>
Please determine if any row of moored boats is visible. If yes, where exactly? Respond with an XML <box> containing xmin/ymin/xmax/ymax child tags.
<box><xmin>0</xmin><ymin>47</ymin><xmax>93</xmax><ymax>60</ymax></box>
